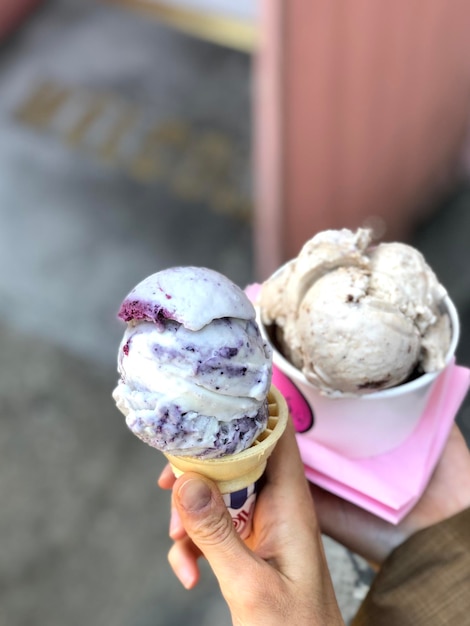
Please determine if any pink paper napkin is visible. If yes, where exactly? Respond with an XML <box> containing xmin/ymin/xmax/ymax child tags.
<box><xmin>246</xmin><ymin>281</ymin><xmax>470</xmax><ymax>524</ymax></box>
<box><xmin>281</xmin><ymin>362</ymin><xmax>470</xmax><ymax>523</ymax></box>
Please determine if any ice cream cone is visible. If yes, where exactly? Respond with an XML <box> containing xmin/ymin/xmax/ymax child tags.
<box><xmin>164</xmin><ymin>385</ymin><xmax>288</xmax><ymax>537</ymax></box>
<box><xmin>164</xmin><ymin>385</ymin><xmax>288</xmax><ymax>494</ymax></box>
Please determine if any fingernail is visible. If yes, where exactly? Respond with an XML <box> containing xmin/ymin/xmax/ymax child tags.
<box><xmin>178</xmin><ymin>478</ymin><xmax>212</xmax><ymax>512</ymax></box>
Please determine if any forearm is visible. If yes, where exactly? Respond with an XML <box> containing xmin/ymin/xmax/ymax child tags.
<box><xmin>352</xmin><ymin>508</ymin><xmax>470</xmax><ymax>626</ymax></box>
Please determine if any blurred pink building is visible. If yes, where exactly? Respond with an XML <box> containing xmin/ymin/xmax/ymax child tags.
<box><xmin>254</xmin><ymin>0</ymin><xmax>470</xmax><ymax>278</ymax></box>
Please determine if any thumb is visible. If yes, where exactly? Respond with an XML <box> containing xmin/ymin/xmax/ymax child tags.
<box><xmin>173</xmin><ymin>473</ymin><xmax>254</xmax><ymax>583</ymax></box>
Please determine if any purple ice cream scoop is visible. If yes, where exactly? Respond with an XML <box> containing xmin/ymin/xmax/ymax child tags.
<box><xmin>113</xmin><ymin>267</ymin><xmax>273</xmax><ymax>458</ymax></box>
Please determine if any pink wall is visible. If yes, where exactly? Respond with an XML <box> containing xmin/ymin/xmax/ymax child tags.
<box><xmin>0</xmin><ymin>0</ymin><xmax>41</xmax><ymax>40</ymax></box>
<box><xmin>254</xmin><ymin>0</ymin><xmax>470</xmax><ymax>278</ymax></box>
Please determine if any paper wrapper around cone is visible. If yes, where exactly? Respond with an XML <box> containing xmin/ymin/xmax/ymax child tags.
<box><xmin>164</xmin><ymin>386</ymin><xmax>288</xmax><ymax>537</ymax></box>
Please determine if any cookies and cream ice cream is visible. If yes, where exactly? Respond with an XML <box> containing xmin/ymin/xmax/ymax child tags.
<box><xmin>260</xmin><ymin>228</ymin><xmax>451</xmax><ymax>395</ymax></box>
<box><xmin>113</xmin><ymin>266</ymin><xmax>272</xmax><ymax>458</ymax></box>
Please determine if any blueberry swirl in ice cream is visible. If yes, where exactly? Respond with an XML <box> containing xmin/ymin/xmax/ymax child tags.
<box><xmin>113</xmin><ymin>267</ymin><xmax>272</xmax><ymax>458</ymax></box>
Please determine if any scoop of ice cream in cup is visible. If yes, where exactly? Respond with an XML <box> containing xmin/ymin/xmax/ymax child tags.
<box><xmin>258</xmin><ymin>228</ymin><xmax>460</xmax><ymax>458</ymax></box>
<box><xmin>113</xmin><ymin>266</ymin><xmax>288</xmax><ymax>538</ymax></box>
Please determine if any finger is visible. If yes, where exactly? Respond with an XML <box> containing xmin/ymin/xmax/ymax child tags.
<box><xmin>173</xmin><ymin>473</ymin><xmax>258</xmax><ymax>584</ymax></box>
<box><xmin>266</xmin><ymin>417</ymin><xmax>312</xmax><ymax>496</ymax></box>
<box><xmin>250</xmin><ymin>420</ymin><xmax>326</xmax><ymax>580</ymax></box>
<box><xmin>261</xmin><ymin>418</ymin><xmax>318</xmax><ymax>530</ymax></box>
<box><xmin>169</xmin><ymin>497</ymin><xmax>186</xmax><ymax>540</ymax></box>
<box><xmin>158</xmin><ymin>463</ymin><xmax>176</xmax><ymax>489</ymax></box>
<box><xmin>168</xmin><ymin>535</ymin><xmax>203</xmax><ymax>589</ymax></box>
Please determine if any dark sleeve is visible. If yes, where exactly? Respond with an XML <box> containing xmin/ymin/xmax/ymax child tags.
<box><xmin>352</xmin><ymin>508</ymin><xmax>470</xmax><ymax>626</ymax></box>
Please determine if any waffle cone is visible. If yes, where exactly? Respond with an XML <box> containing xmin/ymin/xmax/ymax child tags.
<box><xmin>164</xmin><ymin>385</ymin><xmax>288</xmax><ymax>494</ymax></box>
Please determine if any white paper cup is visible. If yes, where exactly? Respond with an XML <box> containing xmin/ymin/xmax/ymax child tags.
<box><xmin>259</xmin><ymin>296</ymin><xmax>459</xmax><ymax>458</ymax></box>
